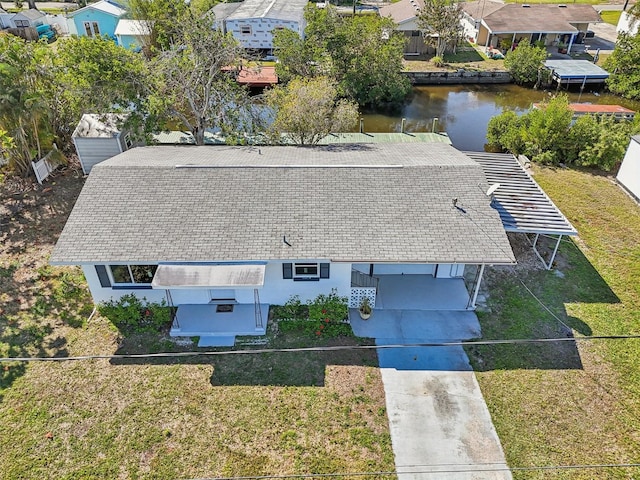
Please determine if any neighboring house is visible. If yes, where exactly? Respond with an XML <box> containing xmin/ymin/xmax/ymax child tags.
<box><xmin>114</xmin><ymin>19</ymin><xmax>151</xmax><ymax>50</ymax></box>
<box><xmin>11</xmin><ymin>9</ymin><xmax>46</xmax><ymax>28</ymax></box>
<box><xmin>212</xmin><ymin>0</ymin><xmax>308</xmax><ymax>54</ymax></box>
<box><xmin>67</xmin><ymin>0</ymin><xmax>126</xmax><ymax>38</ymax></box>
<box><xmin>617</xmin><ymin>11</ymin><xmax>640</xmax><ymax>36</ymax></box>
<box><xmin>617</xmin><ymin>135</ymin><xmax>640</xmax><ymax>202</ymax></box>
<box><xmin>379</xmin><ymin>0</ymin><xmax>429</xmax><ymax>55</ymax></box>
<box><xmin>461</xmin><ymin>2</ymin><xmax>601</xmax><ymax>54</ymax></box>
<box><xmin>72</xmin><ymin>114</ymin><xmax>132</xmax><ymax>175</ymax></box>
<box><xmin>50</xmin><ymin>143</ymin><xmax>516</xmax><ymax>344</ymax></box>
<box><xmin>0</xmin><ymin>8</ymin><xmax>12</xmax><ymax>29</ymax></box>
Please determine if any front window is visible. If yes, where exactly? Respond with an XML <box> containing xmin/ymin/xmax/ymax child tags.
<box><xmin>109</xmin><ymin>265</ymin><xmax>157</xmax><ymax>284</ymax></box>
<box><xmin>15</xmin><ymin>20</ymin><xmax>29</xmax><ymax>28</ymax></box>
<box><xmin>294</xmin><ymin>263</ymin><xmax>319</xmax><ymax>278</ymax></box>
<box><xmin>240</xmin><ymin>25</ymin><xmax>251</xmax><ymax>35</ymax></box>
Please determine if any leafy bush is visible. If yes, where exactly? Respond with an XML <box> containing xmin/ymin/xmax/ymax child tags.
<box><xmin>504</xmin><ymin>43</ymin><xmax>548</xmax><ymax>86</ymax></box>
<box><xmin>432</xmin><ymin>56</ymin><xmax>445</xmax><ymax>67</ymax></box>
<box><xmin>98</xmin><ymin>294</ymin><xmax>171</xmax><ymax>334</ymax></box>
<box><xmin>274</xmin><ymin>290</ymin><xmax>351</xmax><ymax>339</ymax></box>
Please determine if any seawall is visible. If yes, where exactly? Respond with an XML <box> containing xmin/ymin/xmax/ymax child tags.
<box><xmin>404</xmin><ymin>70</ymin><xmax>512</xmax><ymax>85</ymax></box>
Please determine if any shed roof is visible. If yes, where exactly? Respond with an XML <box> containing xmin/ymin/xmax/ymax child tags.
<box><xmin>115</xmin><ymin>19</ymin><xmax>151</xmax><ymax>36</ymax></box>
<box><xmin>480</xmin><ymin>4</ymin><xmax>601</xmax><ymax>34</ymax></box>
<box><xmin>465</xmin><ymin>151</ymin><xmax>577</xmax><ymax>236</ymax></box>
<box><xmin>50</xmin><ymin>144</ymin><xmax>515</xmax><ymax>266</ymax></box>
<box><xmin>68</xmin><ymin>0</ymin><xmax>126</xmax><ymax>18</ymax></box>
<box><xmin>13</xmin><ymin>9</ymin><xmax>45</xmax><ymax>20</ymax></box>
<box><xmin>379</xmin><ymin>0</ymin><xmax>424</xmax><ymax>25</ymax></box>
<box><xmin>72</xmin><ymin>114</ymin><xmax>126</xmax><ymax>139</ymax></box>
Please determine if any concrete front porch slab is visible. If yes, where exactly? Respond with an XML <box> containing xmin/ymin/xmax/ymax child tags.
<box><xmin>170</xmin><ymin>303</ymin><xmax>269</xmax><ymax>337</ymax></box>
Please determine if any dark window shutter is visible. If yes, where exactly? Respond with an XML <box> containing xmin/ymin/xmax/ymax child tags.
<box><xmin>95</xmin><ymin>265</ymin><xmax>111</xmax><ymax>288</ymax></box>
<box><xmin>320</xmin><ymin>263</ymin><xmax>330</xmax><ymax>279</ymax></box>
<box><xmin>283</xmin><ymin>263</ymin><xmax>293</xmax><ymax>279</ymax></box>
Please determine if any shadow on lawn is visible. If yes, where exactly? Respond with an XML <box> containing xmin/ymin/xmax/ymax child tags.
<box><xmin>110</xmin><ymin>335</ymin><xmax>379</xmax><ymax>387</ymax></box>
<box><xmin>469</xmin><ymin>235</ymin><xmax>619</xmax><ymax>372</ymax></box>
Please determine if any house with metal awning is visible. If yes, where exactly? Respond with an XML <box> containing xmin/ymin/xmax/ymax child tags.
<box><xmin>50</xmin><ymin>143</ymin><xmax>519</xmax><ymax>344</ymax></box>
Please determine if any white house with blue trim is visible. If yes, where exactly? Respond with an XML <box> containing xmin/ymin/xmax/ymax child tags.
<box><xmin>50</xmin><ymin>144</ymin><xmax>516</xmax><ymax>345</ymax></box>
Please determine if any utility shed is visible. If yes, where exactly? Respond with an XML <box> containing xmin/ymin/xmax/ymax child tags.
<box><xmin>617</xmin><ymin>135</ymin><xmax>640</xmax><ymax>202</ymax></box>
<box><xmin>72</xmin><ymin>114</ymin><xmax>131</xmax><ymax>174</ymax></box>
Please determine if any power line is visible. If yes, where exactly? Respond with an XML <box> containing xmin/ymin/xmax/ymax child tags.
<box><xmin>2</xmin><ymin>335</ymin><xmax>640</xmax><ymax>363</ymax></box>
<box><xmin>184</xmin><ymin>462</ymin><xmax>640</xmax><ymax>480</ymax></box>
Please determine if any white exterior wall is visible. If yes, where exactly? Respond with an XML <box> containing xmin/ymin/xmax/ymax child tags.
<box><xmin>83</xmin><ymin>261</ymin><xmax>352</xmax><ymax>307</ymax></box>
<box><xmin>461</xmin><ymin>15</ymin><xmax>479</xmax><ymax>42</ymax></box>
<box><xmin>617</xmin><ymin>11</ymin><xmax>639</xmax><ymax>36</ymax></box>
<box><xmin>617</xmin><ymin>137</ymin><xmax>640</xmax><ymax>201</ymax></box>
<box><xmin>372</xmin><ymin>263</ymin><xmax>437</xmax><ymax>275</ymax></box>
<box><xmin>47</xmin><ymin>15</ymin><xmax>69</xmax><ymax>34</ymax></box>
<box><xmin>0</xmin><ymin>13</ymin><xmax>13</xmax><ymax>29</ymax></box>
<box><xmin>436</xmin><ymin>263</ymin><xmax>465</xmax><ymax>278</ymax></box>
<box><xmin>227</xmin><ymin>17</ymin><xmax>302</xmax><ymax>50</ymax></box>
<box><xmin>396</xmin><ymin>18</ymin><xmax>419</xmax><ymax>32</ymax></box>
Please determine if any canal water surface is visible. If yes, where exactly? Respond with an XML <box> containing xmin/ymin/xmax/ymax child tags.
<box><xmin>361</xmin><ymin>84</ymin><xmax>640</xmax><ymax>151</ymax></box>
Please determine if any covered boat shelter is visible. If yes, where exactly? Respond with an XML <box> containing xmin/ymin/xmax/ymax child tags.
<box><xmin>545</xmin><ymin>60</ymin><xmax>610</xmax><ymax>87</ymax></box>
<box><xmin>466</xmin><ymin>151</ymin><xmax>578</xmax><ymax>269</ymax></box>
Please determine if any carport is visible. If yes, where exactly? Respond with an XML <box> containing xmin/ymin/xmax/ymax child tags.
<box><xmin>466</xmin><ymin>151</ymin><xmax>578</xmax><ymax>269</ymax></box>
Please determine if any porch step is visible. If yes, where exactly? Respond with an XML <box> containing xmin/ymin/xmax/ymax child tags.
<box><xmin>198</xmin><ymin>336</ymin><xmax>236</xmax><ymax>347</ymax></box>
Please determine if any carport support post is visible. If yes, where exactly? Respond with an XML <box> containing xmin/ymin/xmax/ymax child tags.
<box><xmin>470</xmin><ymin>263</ymin><xmax>485</xmax><ymax>309</ymax></box>
<box><xmin>548</xmin><ymin>234</ymin><xmax>563</xmax><ymax>270</ymax></box>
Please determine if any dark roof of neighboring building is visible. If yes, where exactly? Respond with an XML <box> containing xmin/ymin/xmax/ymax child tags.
<box><xmin>379</xmin><ymin>0</ymin><xmax>424</xmax><ymax>24</ymax></box>
<box><xmin>472</xmin><ymin>3</ymin><xmax>601</xmax><ymax>34</ymax></box>
<box><xmin>13</xmin><ymin>9</ymin><xmax>46</xmax><ymax>20</ymax></box>
<box><xmin>50</xmin><ymin>144</ymin><xmax>515</xmax><ymax>265</ymax></box>
<box><xmin>460</xmin><ymin>1</ymin><xmax>504</xmax><ymax>21</ymax></box>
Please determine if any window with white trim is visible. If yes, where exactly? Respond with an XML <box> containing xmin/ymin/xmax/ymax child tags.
<box><xmin>109</xmin><ymin>265</ymin><xmax>157</xmax><ymax>284</ymax></box>
<box><xmin>240</xmin><ymin>25</ymin><xmax>251</xmax><ymax>35</ymax></box>
<box><xmin>83</xmin><ymin>21</ymin><xmax>100</xmax><ymax>37</ymax></box>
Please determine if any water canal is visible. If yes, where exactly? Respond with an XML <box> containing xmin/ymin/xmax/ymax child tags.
<box><xmin>360</xmin><ymin>85</ymin><xmax>640</xmax><ymax>151</ymax></box>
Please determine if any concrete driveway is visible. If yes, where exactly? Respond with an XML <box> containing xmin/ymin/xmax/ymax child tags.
<box><xmin>352</xmin><ymin>310</ymin><xmax>512</xmax><ymax>479</ymax></box>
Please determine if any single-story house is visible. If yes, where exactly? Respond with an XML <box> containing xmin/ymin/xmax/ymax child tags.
<box><xmin>50</xmin><ymin>143</ymin><xmax>516</xmax><ymax>343</ymax></box>
<box><xmin>617</xmin><ymin>135</ymin><xmax>640</xmax><ymax>202</ymax></box>
<box><xmin>114</xmin><ymin>19</ymin><xmax>151</xmax><ymax>50</ymax></box>
<box><xmin>212</xmin><ymin>0</ymin><xmax>308</xmax><ymax>54</ymax></box>
<box><xmin>461</xmin><ymin>2</ymin><xmax>602</xmax><ymax>54</ymax></box>
<box><xmin>67</xmin><ymin>0</ymin><xmax>126</xmax><ymax>39</ymax></box>
<box><xmin>379</xmin><ymin>0</ymin><xmax>429</xmax><ymax>55</ymax></box>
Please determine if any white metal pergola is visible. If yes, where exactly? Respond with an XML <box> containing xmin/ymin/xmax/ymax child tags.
<box><xmin>466</xmin><ymin>151</ymin><xmax>578</xmax><ymax>270</ymax></box>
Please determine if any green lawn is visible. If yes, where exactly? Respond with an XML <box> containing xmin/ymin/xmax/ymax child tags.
<box><xmin>600</xmin><ymin>10</ymin><xmax>623</xmax><ymax>26</ymax></box>
<box><xmin>0</xmin><ymin>167</ymin><xmax>394</xmax><ymax>480</ymax></box>
<box><xmin>471</xmin><ymin>166</ymin><xmax>640</xmax><ymax>479</ymax></box>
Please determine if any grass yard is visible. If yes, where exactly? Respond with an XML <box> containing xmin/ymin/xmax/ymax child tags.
<box><xmin>0</xmin><ymin>164</ymin><xmax>394</xmax><ymax>479</ymax></box>
<box><xmin>600</xmin><ymin>10</ymin><xmax>623</xmax><ymax>26</ymax></box>
<box><xmin>470</xmin><ymin>166</ymin><xmax>640</xmax><ymax>479</ymax></box>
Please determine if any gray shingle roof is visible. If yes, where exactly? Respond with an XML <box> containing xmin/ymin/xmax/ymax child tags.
<box><xmin>217</xmin><ymin>0</ymin><xmax>308</xmax><ymax>23</ymax></box>
<box><xmin>480</xmin><ymin>4</ymin><xmax>601</xmax><ymax>34</ymax></box>
<box><xmin>50</xmin><ymin>144</ymin><xmax>515</xmax><ymax>265</ymax></box>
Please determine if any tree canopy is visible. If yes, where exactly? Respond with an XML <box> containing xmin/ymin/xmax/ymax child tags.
<box><xmin>273</xmin><ymin>4</ymin><xmax>410</xmax><ymax>107</ymax></box>
<box><xmin>503</xmin><ymin>43</ymin><xmax>549</xmax><ymax>87</ymax></box>
<box><xmin>487</xmin><ymin>95</ymin><xmax>640</xmax><ymax>171</ymax></box>
<box><xmin>264</xmin><ymin>76</ymin><xmax>358</xmax><ymax>145</ymax></box>
<box><xmin>604</xmin><ymin>32</ymin><xmax>640</xmax><ymax>100</ymax></box>
<box><xmin>416</xmin><ymin>0</ymin><xmax>464</xmax><ymax>58</ymax></box>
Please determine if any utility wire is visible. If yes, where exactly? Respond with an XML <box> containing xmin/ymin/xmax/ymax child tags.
<box><xmin>2</xmin><ymin>335</ymin><xmax>640</xmax><ymax>363</ymax></box>
<box><xmin>184</xmin><ymin>462</ymin><xmax>640</xmax><ymax>480</ymax></box>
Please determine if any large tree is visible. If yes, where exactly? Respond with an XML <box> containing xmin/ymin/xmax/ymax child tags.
<box><xmin>604</xmin><ymin>32</ymin><xmax>640</xmax><ymax>100</ymax></box>
<box><xmin>150</xmin><ymin>13</ymin><xmax>257</xmax><ymax>145</ymax></box>
<box><xmin>126</xmin><ymin>0</ymin><xmax>190</xmax><ymax>53</ymax></box>
<box><xmin>416</xmin><ymin>0</ymin><xmax>464</xmax><ymax>58</ymax></box>
<box><xmin>273</xmin><ymin>4</ymin><xmax>410</xmax><ymax>107</ymax></box>
<box><xmin>264</xmin><ymin>76</ymin><xmax>358</xmax><ymax>145</ymax></box>
<box><xmin>504</xmin><ymin>43</ymin><xmax>549</xmax><ymax>87</ymax></box>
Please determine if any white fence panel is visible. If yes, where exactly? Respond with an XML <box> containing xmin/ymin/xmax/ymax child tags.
<box><xmin>31</xmin><ymin>147</ymin><xmax>60</xmax><ymax>184</ymax></box>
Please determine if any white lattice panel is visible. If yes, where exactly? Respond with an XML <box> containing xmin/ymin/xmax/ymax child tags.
<box><xmin>349</xmin><ymin>287</ymin><xmax>376</xmax><ymax>309</ymax></box>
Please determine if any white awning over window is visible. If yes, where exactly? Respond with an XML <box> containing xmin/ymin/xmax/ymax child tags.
<box><xmin>151</xmin><ymin>264</ymin><xmax>266</xmax><ymax>289</ymax></box>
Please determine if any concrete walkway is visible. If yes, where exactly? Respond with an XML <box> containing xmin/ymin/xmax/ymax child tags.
<box><xmin>354</xmin><ymin>309</ymin><xmax>512</xmax><ymax>479</ymax></box>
